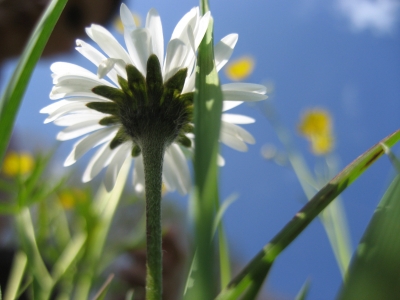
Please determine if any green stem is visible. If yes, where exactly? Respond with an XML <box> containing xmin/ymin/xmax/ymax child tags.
<box><xmin>141</xmin><ymin>138</ymin><xmax>165</xmax><ymax>300</ymax></box>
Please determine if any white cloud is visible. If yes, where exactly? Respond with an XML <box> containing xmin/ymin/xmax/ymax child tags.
<box><xmin>337</xmin><ymin>0</ymin><xmax>400</xmax><ymax>34</ymax></box>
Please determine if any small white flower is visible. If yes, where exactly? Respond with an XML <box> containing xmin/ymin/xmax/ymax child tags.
<box><xmin>41</xmin><ymin>3</ymin><xmax>267</xmax><ymax>194</ymax></box>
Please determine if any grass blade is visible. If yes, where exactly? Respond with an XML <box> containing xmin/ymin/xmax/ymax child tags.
<box><xmin>337</xmin><ymin>174</ymin><xmax>400</xmax><ymax>299</ymax></box>
<box><xmin>4</xmin><ymin>251</ymin><xmax>27</xmax><ymax>300</ymax></box>
<box><xmin>216</xmin><ymin>129</ymin><xmax>400</xmax><ymax>300</ymax></box>
<box><xmin>51</xmin><ymin>232</ymin><xmax>86</xmax><ymax>282</ymax></box>
<box><xmin>295</xmin><ymin>279</ymin><xmax>311</xmax><ymax>300</ymax></box>
<box><xmin>0</xmin><ymin>0</ymin><xmax>67</xmax><ymax>162</ymax></box>
<box><xmin>187</xmin><ymin>8</ymin><xmax>223</xmax><ymax>298</ymax></box>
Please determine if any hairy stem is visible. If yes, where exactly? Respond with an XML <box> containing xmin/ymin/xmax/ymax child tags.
<box><xmin>141</xmin><ymin>137</ymin><xmax>165</xmax><ymax>300</ymax></box>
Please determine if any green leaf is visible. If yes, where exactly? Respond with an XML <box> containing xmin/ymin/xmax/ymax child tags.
<box><xmin>216</xmin><ymin>130</ymin><xmax>400</xmax><ymax>300</ymax></box>
<box><xmin>337</xmin><ymin>174</ymin><xmax>400</xmax><ymax>299</ymax></box>
<box><xmin>0</xmin><ymin>0</ymin><xmax>68</xmax><ymax>162</ymax></box>
<box><xmin>92</xmin><ymin>274</ymin><xmax>114</xmax><ymax>300</ymax></box>
<box><xmin>186</xmin><ymin>10</ymin><xmax>223</xmax><ymax>299</ymax></box>
<box><xmin>295</xmin><ymin>279</ymin><xmax>311</xmax><ymax>300</ymax></box>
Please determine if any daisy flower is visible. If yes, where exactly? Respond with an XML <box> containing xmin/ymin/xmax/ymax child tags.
<box><xmin>41</xmin><ymin>3</ymin><xmax>267</xmax><ymax>194</ymax></box>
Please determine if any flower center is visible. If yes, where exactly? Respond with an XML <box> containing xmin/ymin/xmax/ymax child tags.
<box><xmin>88</xmin><ymin>54</ymin><xmax>194</xmax><ymax>156</ymax></box>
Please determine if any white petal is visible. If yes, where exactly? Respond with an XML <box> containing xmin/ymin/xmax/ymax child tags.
<box><xmin>215</xmin><ymin>34</ymin><xmax>238</xmax><ymax>72</ymax></box>
<box><xmin>64</xmin><ymin>126</ymin><xmax>118</xmax><ymax>166</ymax></box>
<box><xmin>146</xmin><ymin>8</ymin><xmax>164</xmax><ymax>64</ymax></box>
<box><xmin>221</xmin><ymin>121</ymin><xmax>255</xmax><ymax>146</ymax></box>
<box><xmin>221</xmin><ymin>113</ymin><xmax>255</xmax><ymax>124</ymax></box>
<box><xmin>82</xmin><ymin>141</ymin><xmax>117</xmax><ymax>182</ymax></box>
<box><xmin>104</xmin><ymin>143</ymin><xmax>131</xmax><ymax>191</ymax></box>
<box><xmin>217</xmin><ymin>154</ymin><xmax>225</xmax><ymax>166</ymax></box>
<box><xmin>165</xmin><ymin>144</ymin><xmax>191</xmax><ymax>194</ymax></box>
<box><xmin>50</xmin><ymin>86</ymin><xmax>99</xmax><ymax>100</ymax></box>
<box><xmin>162</xmin><ymin>151</ymin><xmax>179</xmax><ymax>193</ymax></box>
<box><xmin>40</xmin><ymin>100</ymin><xmax>70</xmax><ymax>114</ymax></box>
<box><xmin>44</xmin><ymin>100</ymin><xmax>93</xmax><ymax>123</ymax></box>
<box><xmin>120</xmin><ymin>3</ymin><xmax>136</xmax><ymax>31</ymax></box>
<box><xmin>97</xmin><ymin>58</ymin><xmax>126</xmax><ymax>79</ymax></box>
<box><xmin>171</xmin><ymin>7</ymin><xmax>197</xmax><ymax>41</ymax></box>
<box><xmin>125</xmin><ymin>28</ymin><xmax>151</xmax><ymax>75</ymax></box>
<box><xmin>87</xmin><ymin>24</ymin><xmax>132</xmax><ymax>64</ymax></box>
<box><xmin>222</xmin><ymin>101</ymin><xmax>243</xmax><ymax>112</ymax></box>
<box><xmin>163</xmin><ymin>39</ymin><xmax>188</xmax><ymax>81</ymax></box>
<box><xmin>53</xmin><ymin>74</ymin><xmax>112</xmax><ymax>88</ymax></box>
<box><xmin>182</xmin><ymin>68</ymin><xmax>196</xmax><ymax>93</ymax></box>
<box><xmin>76</xmin><ymin>39</ymin><xmax>121</xmax><ymax>84</ymax></box>
<box><xmin>51</xmin><ymin>62</ymin><xmax>96</xmax><ymax>78</ymax></box>
<box><xmin>220</xmin><ymin>121</ymin><xmax>256</xmax><ymax>152</ymax></box>
<box><xmin>222</xmin><ymin>90</ymin><xmax>268</xmax><ymax>102</ymax></box>
<box><xmin>222</xmin><ymin>83</ymin><xmax>267</xmax><ymax>94</ymax></box>
<box><xmin>133</xmin><ymin>155</ymin><xmax>145</xmax><ymax>194</ymax></box>
<box><xmin>53</xmin><ymin>113</ymin><xmax>103</xmax><ymax>126</ymax></box>
<box><xmin>220</xmin><ymin>131</ymin><xmax>248</xmax><ymax>152</ymax></box>
<box><xmin>44</xmin><ymin>97</ymin><xmax>106</xmax><ymax>111</ymax></box>
<box><xmin>56</xmin><ymin>119</ymin><xmax>104</xmax><ymax>140</ymax></box>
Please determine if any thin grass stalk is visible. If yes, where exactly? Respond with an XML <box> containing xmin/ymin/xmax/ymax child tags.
<box><xmin>4</xmin><ymin>251</ymin><xmax>27</xmax><ymax>300</ymax></box>
<box><xmin>74</xmin><ymin>158</ymin><xmax>130</xmax><ymax>299</ymax></box>
<box><xmin>217</xmin><ymin>130</ymin><xmax>400</xmax><ymax>299</ymax></box>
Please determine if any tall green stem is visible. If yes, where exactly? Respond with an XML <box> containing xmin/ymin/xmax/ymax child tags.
<box><xmin>141</xmin><ymin>137</ymin><xmax>165</xmax><ymax>300</ymax></box>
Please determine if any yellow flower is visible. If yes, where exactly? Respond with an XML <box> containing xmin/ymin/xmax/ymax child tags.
<box><xmin>2</xmin><ymin>151</ymin><xmax>34</xmax><ymax>177</ymax></box>
<box><xmin>310</xmin><ymin>134</ymin><xmax>334</xmax><ymax>155</ymax></box>
<box><xmin>298</xmin><ymin>109</ymin><xmax>334</xmax><ymax>155</ymax></box>
<box><xmin>298</xmin><ymin>109</ymin><xmax>332</xmax><ymax>137</ymax></box>
<box><xmin>225</xmin><ymin>56</ymin><xmax>255</xmax><ymax>81</ymax></box>
<box><xmin>58</xmin><ymin>189</ymin><xmax>87</xmax><ymax>210</ymax></box>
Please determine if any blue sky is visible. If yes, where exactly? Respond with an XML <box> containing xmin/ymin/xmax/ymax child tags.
<box><xmin>2</xmin><ymin>0</ymin><xmax>400</xmax><ymax>299</ymax></box>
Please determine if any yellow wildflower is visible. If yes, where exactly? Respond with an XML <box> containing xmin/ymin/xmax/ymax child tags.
<box><xmin>58</xmin><ymin>189</ymin><xmax>87</xmax><ymax>210</ymax></box>
<box><xmin>225</xmin><ymin>56</ymin><xmax>255</xmax><ymax>81</ymax></box>
<box><xmin>2</xmin><ymin>151</ymin><xmax>34</xmax><ymax>177</ymax></box>
<box><xmin>298</xmin><ymin>109</ymin><xmax>334</xmax><ymax>155</ymax></box>
<box><xmin>310</xmin><ymin>134</ymin><xmax>334</xmax><ymax>155</ymax></box>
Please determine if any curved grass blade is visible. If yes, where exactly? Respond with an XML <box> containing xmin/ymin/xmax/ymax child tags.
<box><xmin>337</xmin><ymin>174</ymin><xmax>400</xmax><ymax>299</ymax></box>
<box><xmin>216</xmin><ymin>129</ymin><xmax>400</xmax><ymax>300</ymax></box>
<box><xmin>0</xmin><ymin>0</ymin><xmax>68</xmax><ymax>162</ymax></box>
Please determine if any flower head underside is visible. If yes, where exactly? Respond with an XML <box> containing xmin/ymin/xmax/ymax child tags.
<box><xmin>41</xmin><ymin>4</ymin><xmax>268</xmax><ymax>194</ymax></box>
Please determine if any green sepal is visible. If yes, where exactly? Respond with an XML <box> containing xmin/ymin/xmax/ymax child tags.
<box><xmin>92</xmin><ymin>85</ymin><xmax>126</xmax><ymax>104</ymax></box>
<box><xmin>161</xmin><ymin>68</ymin><xmax>188</xmax><ymax>105</ymax></box>
<box><xmin>126</xmin><ymin>64</ymin><xmax>147</xmax><ymax>104</ymax></box>
<box><xmin>179</xmin><ymin>92</ymin><xmax>194</xmax><ymax>105</ymax></box>
<box><xmin>131</xmin><ymin>145</ymin><xmax>141</xmax><ymax>157</ymax></box>
<box><xmin>146</xmin><ymin>54</ymin><xmax>164</xmax><ymax>105</ymax></box>
<box><xmin>177</xmin><ymin>134</ymin><xmax>192</xmax><ymax>148</ymax></box>
<box><xmin>164</xmin><ymin>68</ymin><xmax>188</xmax><ymax>92</ymax></box>
<box><xmin>99</xmin><ymin>116</ymin><xmax>120</xmax><ymax>126</ymax></box>
<box><xmin>86</xmin><ymin>102</ymin><xmax>118</xmax><ymax>115</ymax></box>
<box><xmin>117</xmin><ymin>75</ymin><xmax>132</xmax><ymax>98</ymax></box>
<box><xmin>182</xmin><ymin>124</ymin><xmax>194</xmax><ymax>133</ymax></box>
<box><xmin>110</xmin><ymin>127</ymin><xmax>129</xmax><ymax>149</ymax></box>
